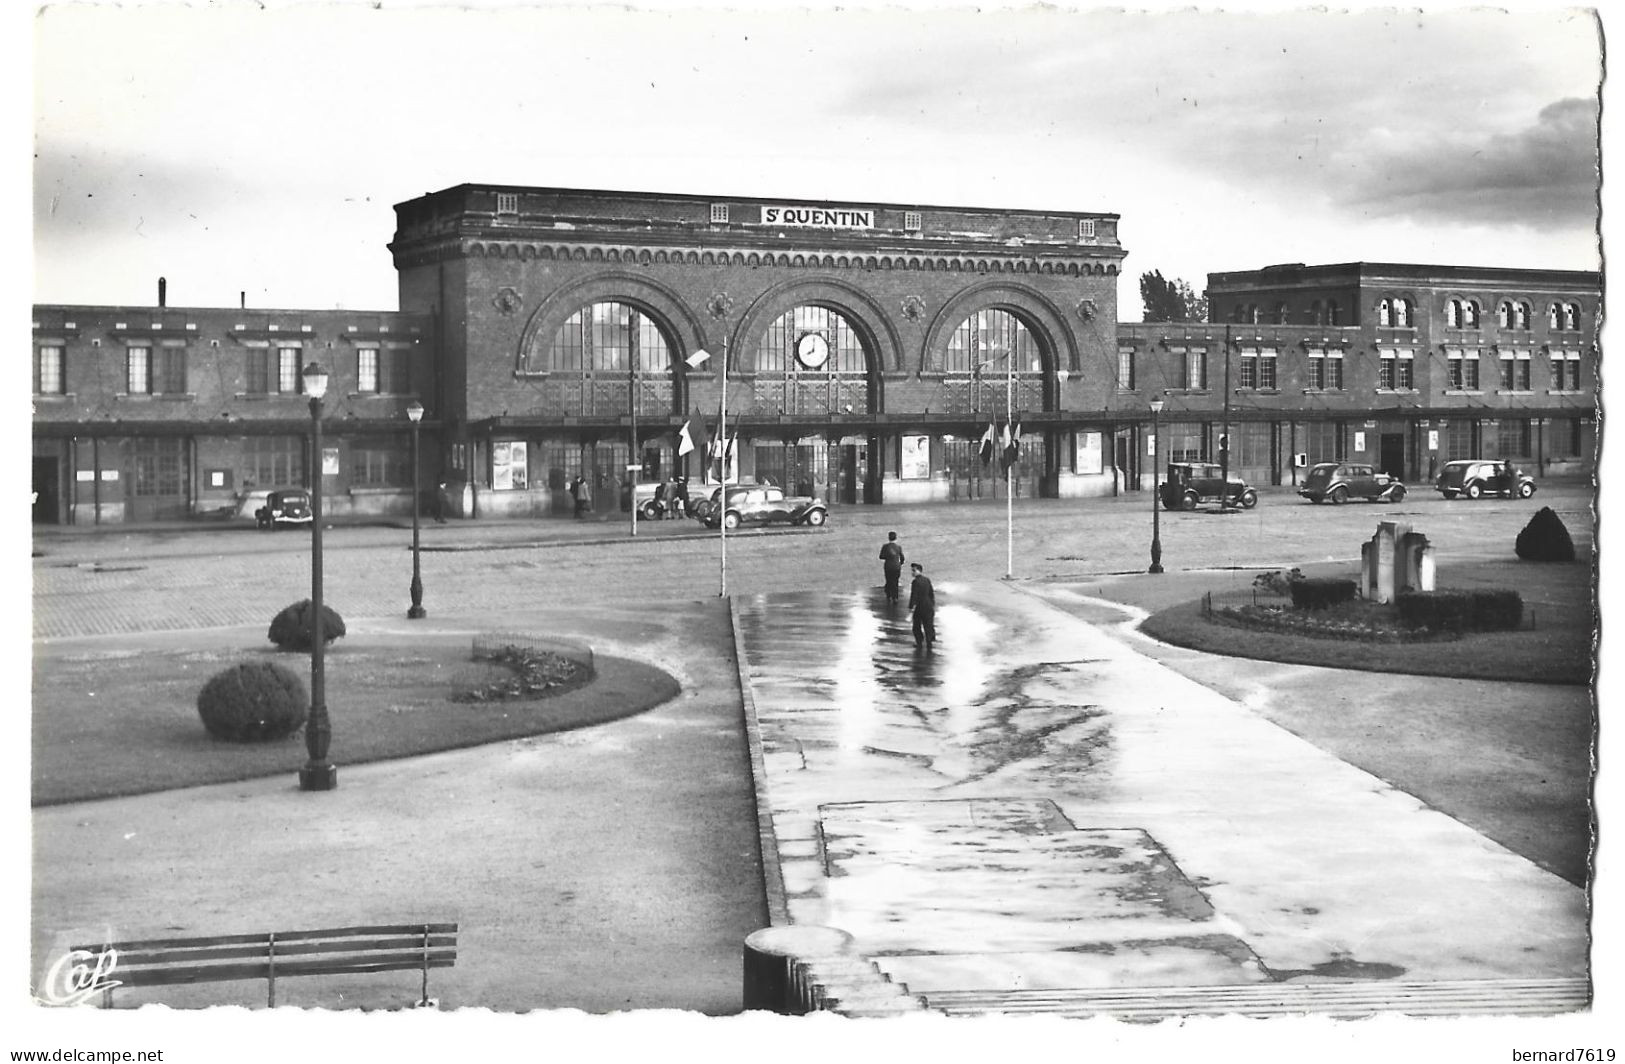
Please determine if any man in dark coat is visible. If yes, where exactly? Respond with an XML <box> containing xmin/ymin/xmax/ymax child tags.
<box><xmin>908</xmin><ymin>562</ymin><xmax>936</xmax><ymax>649</ymax></box>
<box><xmin>878</xmin><ymin>531</ymin><xmax>906</xmax><ymax>604</ymax></box>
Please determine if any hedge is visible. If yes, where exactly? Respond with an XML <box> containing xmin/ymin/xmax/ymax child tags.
<box><xmin>1288</xmin><ymin>577</ymin><xmax>1359</xmax><ymax>611</ymax></box>
<box><xmin>1395</xmin><ymin>589</ymin><xmax>1523</xmax><ymax>633</ymax></box>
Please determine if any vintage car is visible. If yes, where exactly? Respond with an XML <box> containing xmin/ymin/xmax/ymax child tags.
<box><xmin>254</xmin><ymin>488</ymin><xmax>314</xmax><ymax>529</ymax></box>
<box><xmin>702</xmin><ymin>485</ymin><xmax>829</xmax><ymax>529</ymax></box>
<box><xmin>1298</xmin><ymin>462</ymin><xmax>1408</xmax><ymax>504</ymax></box>
<box><xmin>1160</xmin><ymin>462</ymin><xmax>1258</xmax><ymax>511</ymax></box>
<box><xmin>1435</xmin><ymin>460</ymin><xmax>1537</xmax><ymax>500</ymax></box>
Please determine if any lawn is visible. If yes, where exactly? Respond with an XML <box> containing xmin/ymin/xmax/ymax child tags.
<box><xmin>1137</xmin><ymin>556</ymin><xmax>1594</xmax><ymax>685</ymax></box>
<box><xmin>32</xmin><ymin>632</ymin><xmax>680</xmax><ymax>806</ymax></box>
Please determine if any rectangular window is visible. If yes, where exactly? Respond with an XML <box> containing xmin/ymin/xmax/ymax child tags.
<box><xmin>36</xmin><ymin>345</ymin><xmax>64</xmax><ymax>394</ymax></box>
<box><xmin>1238</xmin><ymin>348</ymin><xmax>1259</xmax><ymax>389</ymax></box>
<box><xmin>380</xmin><ymin>349</ymin><xmax>411</xmax><ymax>394</ymax></box>
<box><xmin>350</xmin><ymin>437</ymin><xmax>411</xmax><ymax>488</ymax></box>
<box><xmin>1302</xmin><ymin>421</ymin><xmax>1341</xmax><ymax>464</ymax></box>
<box><xmin>1515</xmin><ymin>354</ymin><xmax>1531</xmax><ymax>391</ymax></box>
<box><xmin>1257</xmin><ymin>348</ymin><xmax>1277</xmax><ymax>390</ymax></box>
<box><xmin>1116</xmin><ymin>347</ymin><xmax>1135</xmax><ymax>389</ymax></box>
<box><xmin>358</xmin><ymin>347</ymin><xmax>379</xmax><ymax>392</ymax></box>
<box><xmin>155</xmin><ymin>347</ymin><xmax>187</xmax><ymax>394</ymax></box>
<box><xmin>245</xmin><ymin>435</ymin><xmax>305</xmax><ymax>489</ymax></box>
<box><xmin>1446</xmin><ymin>348</ymin><xmax>1481</xmax><ymax>390</ymax></box>
<box><xmin>1307</xmin><ymin>349</ymin><xmax>1327</xmax><ymax>390</ymax></box>
<box><xmin>1325</xmin><ymin>350</ymin><xmax>1344</xmax><ymax>389</ymax></box>
<box><xmin>1499</xmin><ymin>355</ymin><xmax>1515</xmax><ymax>391</ymax></box>
<box><xmin>710</xmin><ymin>203</ymin><xmax>730</xmax><ymax>223</ymax></box>
<box><xmin>126</xmin><ymin>346</ymin><xmax>151</xmax><ymax>394</ymax></box>
<box><xmin>278</xmin><ymin>347</ymin><xmax>302</xmax><ymax>393</ymax></box>
<box><xmin>1566</xmin><ymin>355</ymin><xmax>1582</xmax><ymax>391</ymax></box>
<box><xmin>1445</xmin><ymin>418</ymin><xmax>1477</xmax><ymax>461</ymax></box>
<box><xmin>1396</xmin><ymin>350</ymin><xmax>1413</xmax><ymax>390</ymax></box>
<box><xmin>1164</xmin><ymin>422</ymin><xmax>1206</xmax><ymax>463</ymax></box>
<box><xmin>1174</xmin><ymin>347</ymin><xmax>1206</xmax><ymax>390</ymax></box>
<box><xmin>496</xmin><ymin>192</ymin><xmax>519</xmax><ymax>215</ymax></box>
<box><xmin>904</xmin><ymin>211</ymin><xmax>922</xmax><ymax>231</ymax></box>
<box><xmin>1498</xmin><ymin>419</ymin><xmax>1531</xmax><ymax>459</ymax></box>
<box><xmin>1378</xmin><ymin>349</ymin><xmax>1396</xmax><ymax>390</ymax></box>
<box><xmin>492</xmin><ymin>440</ymin><xmax>528</xmax><ymax>490</ymax></box>
<box><xmin>246</xmin><ymin>350</ymin><xmax>270</xmax><ymax>394</ymax></box>
<box><xmin>1079</xmin><ymin>219</ymin><xmax>1096</xmax><ymax>240</ymax></box>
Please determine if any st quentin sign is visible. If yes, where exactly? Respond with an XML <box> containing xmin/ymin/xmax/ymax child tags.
<box><xmin>760</xmin><ymin>205</ymin><xmax>874</xmax><ymax>229</ymax></box>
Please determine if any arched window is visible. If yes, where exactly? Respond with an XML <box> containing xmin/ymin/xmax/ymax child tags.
<box><xmin>1248</xmin><ymin>304</ymin><xmax>1262</xmax><ymax>325</ymax></box>
<box><xmin>1548</xmin><ymin>304</ymin><xmax>1562</xmax><ymax>330</ymax></box>
<box><xmin>1377</xmin><ymin>298</ymin><xmax>1393</xmax><ymax>327</ymax></box>
<box><xmin>1464</xmin><ymin>301</ymin><xmax>1480</xmax><ymax>328</ymax></box>
<box><xmin>542</xmin><ymin>301</ymin><xmax>674</xmax><ymax>415</ymax></box>
<box><xmin>754</xmin><ymin>304</ymin><xmax>870</xmax><ymax>415</ymax></box>
<box><xmin>1394</xmin><ymin>298</ymin><xmax>1413</xmax><ymax>327</ymax></box>
<box><xmin>1564</xmin><ymin>303</ymin><xmax>1581</xmax><ymax>331</ymax></box>
<box><xmin>1497</xmin><ymin>301</ymin><xmax>1513</xmax><ymax>329</ymax></box>
<box><xmin>1513</xmin><ymin>302</ymin><xmax>1531</xmax><ymax>330</ymax></box>
<box><xmin>1327</xmin><ymin>300</ymin><xmax>1341</xmax><ymax>326</ymax></box>
<box><xmin>945</xmin><ymin>307</ymin><xmax>1044</xmax><ymax>414</ymax></box>
<box><xmin>1274</xmin><ymin>302</ymin><xmax>1290</xmax><ymax>325</ymax></box>
<box><xmin>1446</xmin><ymin>300</ymin><xmax>1462</xmax><ymax>328</ymax></box>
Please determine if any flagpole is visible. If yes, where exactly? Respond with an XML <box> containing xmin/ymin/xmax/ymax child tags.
<box><xmin>1005</xmin><ymin>349</ymin><xmax>1014</xmax><ymax>580</ymax></box>
<box><xmin>629</xmin><ymin>350</ymin><xmax>638</xmax><ymax>539</ymax></box>
<box><xmin>719</xmin><ymin>334</ymin><xmax>728</xmax><ymax>598</ymax></box>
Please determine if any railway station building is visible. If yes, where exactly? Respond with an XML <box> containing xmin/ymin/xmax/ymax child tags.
<box><xmin>31</xmin><ymin>184</ymin><xmax>1599</xmax><ymax>524</ymax></box>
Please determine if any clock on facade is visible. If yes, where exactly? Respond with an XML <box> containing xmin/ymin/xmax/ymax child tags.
<box><xmin>796</xmin><ymin>332</ymin><xmax>830</xmax><ymax>369</ymax></box>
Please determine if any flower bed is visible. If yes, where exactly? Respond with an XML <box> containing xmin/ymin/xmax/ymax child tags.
<box><xmin>1213</xmin><ymin>602</ymin><xmax>1455</xmax><ymax>644</ymax></box>
<box><xmin>453</xmin><ymin>644</ymin><xmax>593</xmax><ymax>703</ymax></box>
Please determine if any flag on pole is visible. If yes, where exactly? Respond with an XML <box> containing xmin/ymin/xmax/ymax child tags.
<box><xmin>681</xmin><ymin>406</ymin><xmax>709</xmax><ymax>462</ymax></box>
<box><xmin>978</xmin><ymin>422</ymin><xmax>996</xmax><ymax>465</ymax></box>
<box><xmin>1002</xmin><ymin>420</ymin><xmax>1022</xmax><ymax>468</ymax></box>
<box><xmin>685</xmin><ymin>348</ymin><xmax>712</xmax><ymax>369</ymax></box>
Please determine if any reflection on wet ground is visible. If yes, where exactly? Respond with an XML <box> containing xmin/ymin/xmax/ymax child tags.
<box><xmin>737</xmin><ymin>582</ymin><xmax>1588</xmax><ymax>1011</ymax></box>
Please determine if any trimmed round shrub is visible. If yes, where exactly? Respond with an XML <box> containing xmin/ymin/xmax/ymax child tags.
<box><xmin>1515</xmin><ymin>506</ymin><xmax>1577</xmax><ymax>562</ymax></box>
<box><xmin>197</xmin><ymin>662</ymin><xmax>309</xmax><ymax>742</ymax></box>
<box><xmin>268</xmin><ymin>599</ymin><xmax>347</xmax><ymax>651</ymax></box>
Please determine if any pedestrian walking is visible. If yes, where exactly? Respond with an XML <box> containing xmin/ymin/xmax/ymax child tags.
<box><xmin>878</xmin><ymin>531</ymin><xmax>906</xmax><ymax>604</ymax></box>
<box><xmin>571</xmin><ymin>474</ymin><xmax>592</xmax><ymax>518</ymax></box>
<box><xmin>908</xmin><ymin>562</ymin><xmax>936</xmax><ymax>650</ymax></box>
<box><xmin>671</xmin><ymin>476</ymin><xmax>689</xmax><ymax>519</ymax></box>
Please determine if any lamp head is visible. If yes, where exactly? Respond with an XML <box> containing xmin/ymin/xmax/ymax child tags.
<box><xmin>1149</xmin><ymin>397</ymin><xmax>1165</xmax><ymax>414</ymax></box>
<box><xmin>406</xmin><ymin>400</ymin><xmax>425</xmax><ymax>423</ymax></box>
<box><xmin>301</xmin><ymin>361</ymin><xmax>329</xmax><ymax>400</ymax></box>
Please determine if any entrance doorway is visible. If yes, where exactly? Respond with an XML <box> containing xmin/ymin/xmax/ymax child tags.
<box><xmin>33</xmin><ymin>456</ymin><xmax>60</xmax><ymax>524</ymax></box>
<box><xmin>1379</xmin><ymin>433</ymin><xmax>1406</xmax><ymax>479</ymax></box>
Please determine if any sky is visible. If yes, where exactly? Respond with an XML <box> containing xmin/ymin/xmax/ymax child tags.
<box><xmin>27</xmin><ymin>1</ymin><xmax>1605</xmax><ymax>321</ymax></box>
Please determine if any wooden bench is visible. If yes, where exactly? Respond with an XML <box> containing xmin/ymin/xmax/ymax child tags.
<box><xmin>70</xmin><ymin>922</ymin><xmax>457</xmax><ymax>1008</ymax></box>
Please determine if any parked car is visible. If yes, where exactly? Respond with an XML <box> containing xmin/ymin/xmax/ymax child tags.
<box><xmin>255</xmin><ymin>489</ymin><xmax>313</xmax><ymax>529</ymax></box>
<box><xmin>1160</xmin><ymin>462</ymin><xmax>1258</xmax><ymax>510</ymax></box>
<box><xmin>703</xmin><ymin>485</ymin><xmax>828</xmax><ymax>529</ymax></box>
<box><xmin>1298</xmin><ymin>462</ymin><xmax>1408</xmax><ymax>504</ymax></box>
<box><xmin>1435</xmin><ymin>460</ymin><xmax>1537</xmax><ymax>500</ymax></box>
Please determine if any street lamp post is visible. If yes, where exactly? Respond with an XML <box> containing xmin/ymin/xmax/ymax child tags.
<box><xmin>629</xmin><ymin>353</ymin><xmax>639</xmax><ymax>539</ymax></box>
<box><xmin>299</xmin><ymin>361</ymin><xmax>336</xmax><ymax>791</ymax></box>
<box><xmin>406</xmin><ymin>400</ymin><xmax>426</xmax><ymax>620</ymax></box>
<box><xmin>1149</xmin><ymin>396</ymin><xmax>1165</xmax><ymax>575</ymax></box>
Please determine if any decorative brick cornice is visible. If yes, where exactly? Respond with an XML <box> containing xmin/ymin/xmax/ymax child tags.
<box><xmin>394</xmin><ymin>236</ymin><xmax>1118</xmax><ymax>277</ymax></box>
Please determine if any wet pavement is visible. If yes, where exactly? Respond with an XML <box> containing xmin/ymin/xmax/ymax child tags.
<box><xmin>735</xmin><ymin>581</ymin><xmax>1588</xmax><ymax>1014</ymax></box>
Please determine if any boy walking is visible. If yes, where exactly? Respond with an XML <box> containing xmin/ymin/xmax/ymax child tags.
<box><xmin>878</xmin><ymin>531</ymin><xmax>906</xmax><ymax>603</ymax></box>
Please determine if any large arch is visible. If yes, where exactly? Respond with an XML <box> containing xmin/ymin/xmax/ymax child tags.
<box><xmin>729</xmin><ymin>277</ymin><xmax>906</xmax><ymax>378</ymax></box>
<box><xmin>921</xmin><ymin>281</ymin><xmax>1081</xmax><ymax>378</ymax></box>
<box><xmin>514</xmin><ymin>271</ymin><xmax>707</xmax><ymax>376</ymax></box>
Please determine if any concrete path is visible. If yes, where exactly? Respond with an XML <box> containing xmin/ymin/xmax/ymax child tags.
<box><xmin>736</xmin><ymin>581</ymin><xmax>1588</xmax><ymax>1013</ymax></box>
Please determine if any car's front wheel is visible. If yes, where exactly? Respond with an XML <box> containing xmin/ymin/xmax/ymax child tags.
<box><xmin>723</xmin><ymin>511</ymin><xmax>741</xmax><ymax>530</ymax></box>
<box><xmin>1239</xmin><ymin>490</ymin><xmax>1259</xmax><ymax>509</ymax></box>
<box><xmin>1465</xmin><ymin>482</ymin><xmax>1483</xmax><ymax>499</ymax></box>
<box><xmin>1518</xmin><ymin>481</ymin><xmax>1536</xmax><ymax>499</ymax></box>
<box><xmin>1180</xmin><ymin>491</ymin><xmax>1199</xmax><ymax>511</ymax></box>
<box><xmin>1390</xmin><ymin>485</ymin><xmax>1407</xmax><ymax>503</ymax></box>
<box><xmin>804</xmin><ymin>508</ymin><xmax>827</xmax><ymax>526</ymax></box>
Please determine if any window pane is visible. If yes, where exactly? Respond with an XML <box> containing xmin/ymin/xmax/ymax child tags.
<box><xmin>127</xmin><ymin>347</ymin><xmax>150</xmax><ymax>394</ymax></box>
<box><xmin>358</xmin><ymin>348</ymin><xmax>379</xmax><ymax>392</ymax></box>
<box><xmin>37</xmin><ymin>346</ymin><xmax>64</xmax><ymax>394</ymax></box>
<box><xmin>278</xmin><ymin>348</ymin><xmax>301</xmax><ymax>393</ymax></box>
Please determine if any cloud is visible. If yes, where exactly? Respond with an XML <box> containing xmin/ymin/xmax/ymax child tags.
<box><xmin>1334</xmin><ymin>97</ymin><xmax>1600</xmax><ymax>228</ymax></box>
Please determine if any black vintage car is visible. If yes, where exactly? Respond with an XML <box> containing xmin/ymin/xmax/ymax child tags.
<box><xmin>255</xmin><ymin>489</ymin><xmax>314</xmax><ymax>529</ymax></box>
<box><xmin>1435</xmin><ymin>460</ymin><xmax>1537</xmax><ymax>500</ymax></box>
<box><xmin>1160</xmin><ymin>462</ymin><xmax>1259</xmax><ymax>511</ymax></box>
<box><xmin>1298</xmin><ymin>462</ymin><xmax>1408</xmax><ymax>504</ymax></box>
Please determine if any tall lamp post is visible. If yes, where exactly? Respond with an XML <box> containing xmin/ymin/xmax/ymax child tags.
<box><xmin>406</xmin><ymin>400</ymin><xmax>426</xmax><ymax>620</ymax></box>
<box><xmin>1149</xmin><ymin>396</ymin><xmax>1165</xmax><ymax>575</ymax></box>
<box><xmin>299</xmin><ymin>361</ymin><xmax>337</xmax><ymax>791</ymax></box>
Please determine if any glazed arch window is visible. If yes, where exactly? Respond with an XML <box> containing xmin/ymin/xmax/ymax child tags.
<box><xmin>1378</xmin><ymin>299</ymin><xmax>1393</xmax><ymax>327</ymax></box>
<box><xmin>1273</xmin><ymin>302</ymin><xmax>1290</xmax><ymax>325</ymax></box>
<box><xmin>36</xmin><ymin>345</ymin><xmax>64</xmax><ymax>395</ymax></box>
<box><xmin>1563</xmin><ymin>303</ymin><xmax>1582</xmax><ymax>331</ymax></box>
<box><xmin>538</xmin><ymin>301</ymin><xmax>676</xmax><ymax>417</ymax></box>
<box><xmin>1497</xmin><ymin>301</ymin><xmax>1513</xmax><ymax>328</ymax></box>
<box><xmin>1514</xmin><ymin>302</ymin><xmax>1532</xmax><ymax>330</ymax></box>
